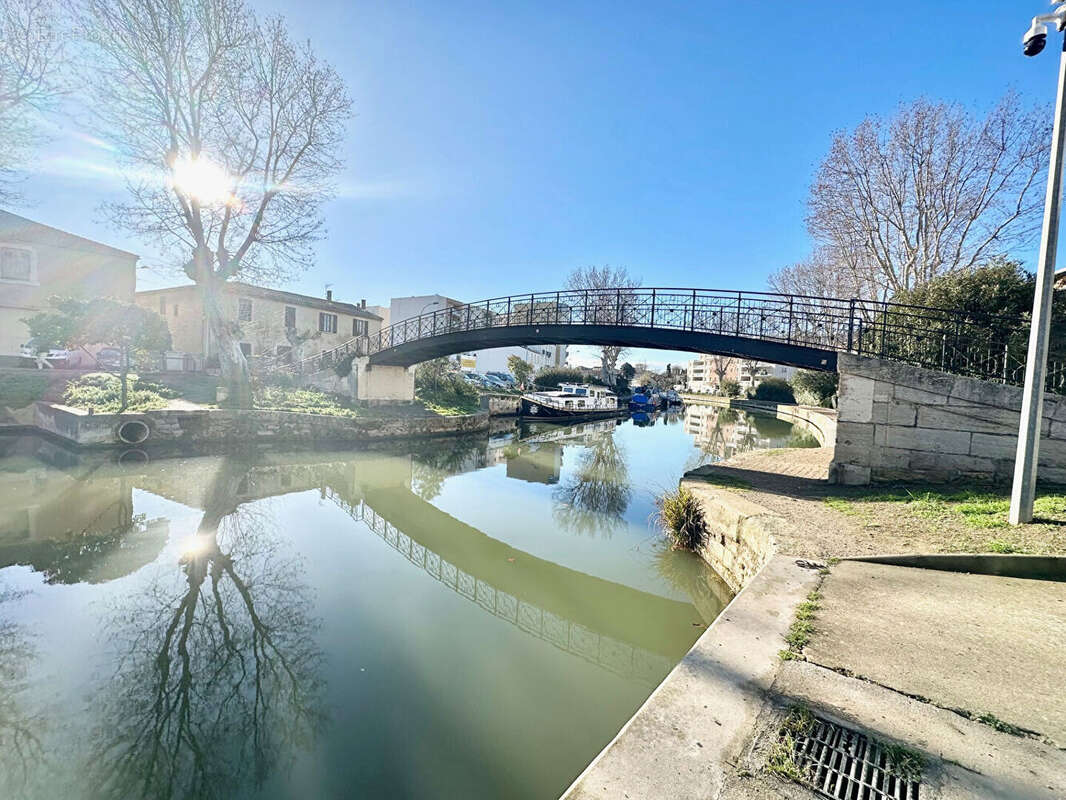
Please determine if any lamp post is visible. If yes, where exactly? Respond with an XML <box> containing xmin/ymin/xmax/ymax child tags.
<box><xmin>420</xmin><ymin>300</ymin><xmax>441</xmax><ymax>316</ymax></box>
<box><xmin>1010</xmin><ymin>2</ymin><xmax>1066</xmax><ymax>524</ymax></box>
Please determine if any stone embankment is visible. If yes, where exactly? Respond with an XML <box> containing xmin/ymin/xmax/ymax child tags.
<box><xmin>33</xmin><ymin>402</ymin><xmax>490</xmax><ymax>447</ymax></box>
<box><xmin>680</xmin><ymin>393</ymin><xmax>838</xmax><ymax>446</ymax></box>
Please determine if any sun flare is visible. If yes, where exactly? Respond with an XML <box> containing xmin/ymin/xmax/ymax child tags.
<box><xmin>169</xmin><ymin>154</ymin><xmax>237</xmax><ymax>206</ymax></box>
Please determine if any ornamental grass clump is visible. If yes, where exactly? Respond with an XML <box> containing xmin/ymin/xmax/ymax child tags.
<box><xmin>656</xmin><ymin>487</ymin><xmax>707</xmax><ymax>551</ymax></box>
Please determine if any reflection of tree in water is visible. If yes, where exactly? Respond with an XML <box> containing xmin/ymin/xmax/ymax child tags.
<box><xmin>89</xmin><ymin>462</ymin><xmax>324</xmax><ymax>800</ymax></box>
<box><xmin>0</xmin><ymin>583</ymin><xmax>43</xmax><ymax>800</ymax></box>
<box><xmin>411</xmin><ymin>436</ymin><xmax>485</xmax><ymax>500</ymax></box>
<box><xmin>552</xmin><ymin>433</ymin><xmax>632</xmax><ymax>537</ymax></box>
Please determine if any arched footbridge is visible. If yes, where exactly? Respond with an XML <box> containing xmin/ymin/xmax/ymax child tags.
<box><xmin>281</xmin><ymin>287</ymin><xmax>1065</xmax><ymax>392</ymax></box>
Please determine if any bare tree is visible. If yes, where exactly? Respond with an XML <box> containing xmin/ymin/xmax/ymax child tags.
<box><xmin>565</xmin><ymin>264</ymin><xmax>642</xmax><ymax>384</ymax></box>
<box><xmin>778</xmin><ymin>94</ymin><xmax>1049</xmax><ymax>301</ymax></box>
<box><xmin>89</xmin><ymin>462</ymin><xmax>324</xmax><ymax>799</ymax></box>
<box><xmin>0</xmin><ymin>0</ymin><xmax>66</xmax><ymax>204</ymax></box>
<box><xmin>708</xmin><ymin>355</ymin><xmax>735</xmax><ymax>390</ymax></box>
<box><xmin>80</xmin><ymin>0</ymin><xmax>352</xmax><ymax>406</ymax></box>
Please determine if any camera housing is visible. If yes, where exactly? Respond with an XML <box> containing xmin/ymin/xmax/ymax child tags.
<box><xmin>1024</xmin><ymin>20</ymin><xmax>1049</xmax><ymax>56</ymax></box>
<box><xmin>1025</xmin><ymin>31</ymin><xmax>1048</xmax><ymax>56</ymax></box>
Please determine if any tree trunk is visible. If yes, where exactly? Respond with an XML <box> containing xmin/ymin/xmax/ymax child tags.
<box><xmin>120</xmin><ymin>348</ymin><xmax>129</xmax><ymax>411</ymax></box>
<box><xmin>202</xmin><ymin>277</ymin><xmax>253</xmax><ymax>408</ymax></box>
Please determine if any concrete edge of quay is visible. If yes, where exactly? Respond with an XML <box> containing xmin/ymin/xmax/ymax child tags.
<box><xmin>564</xmin><ymin>457</ymin><xmax>1066</xmax><ymax>800</ymax></box>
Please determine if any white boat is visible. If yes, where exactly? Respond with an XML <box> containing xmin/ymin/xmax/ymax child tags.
<box><xmin>520</xmin><ymin>383</ymin><xmax>621</xmax><ymax>420</ymax></box>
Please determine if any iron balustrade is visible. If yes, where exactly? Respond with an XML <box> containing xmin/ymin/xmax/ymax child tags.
<box><xmin>270</xmin><ymin>287</ymin><xmax>1066</xmax><ymax>394</ymax></box>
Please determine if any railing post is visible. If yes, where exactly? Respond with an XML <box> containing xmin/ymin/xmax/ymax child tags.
<box><xmin>616</xmin><ymin>288</ymin><xmax>621</xmax><ymax>325</ymax></box>
<box><xmin>529</xmin><ymin>293</ymin><xmax>534</xmax><ymax>325</ymax></box>
<box><xmin>690</xmin><ymin>289</ymin><xmax>697</xmax><ymax>331</ymax></box>
<box><xmin>583</xmin><ymin>290</ymin><xmax>589</xmax><ymax>324</ymax></box>
<box><xmin>735</xmin><ymin>292</ymin><xmax>742</xmax><ymax>335</ymax></box>
<box><xmin>847</xmin><ymin>299</ymin><xmax>855</xmax><ymax>351</ymax></box>
<box><xmin>506</xmin><ymin>296</ymin><xmax>511</xmax><ymax>326</ymax></box>
<box><xmin>555</xmin><ymin>291</ymin><xmax>560</xmax><ymax>324</ymax></box>
<box><xmin>880</xmin><ymin>303</ymin><xmax>889</xmax><ymax>358</ymax></box>
<box><xmin>788</xmin><ymin>296</ymin><xmax>794</xmax><ymax>344</ymax></box>
<box><xmin>650</xmin><ymin>289</ymin><xmax>656</xmax><ymax>327</ymax></box>
<box><xmin>466</xmin><ymin>304</ymin><xmax>471</xmax><ymax>331</ymax></box>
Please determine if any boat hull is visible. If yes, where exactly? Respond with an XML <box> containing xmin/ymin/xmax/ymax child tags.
<box><xmin>520</xmin><ymin>397</ymin><xmax>622</xmax><ymax>421</ymax></box>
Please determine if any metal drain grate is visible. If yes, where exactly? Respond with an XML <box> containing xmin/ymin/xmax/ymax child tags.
<box><xmin>786</xmin><ymin>716</ymin><xmax>921</xmax><ymax>800</ymax></box>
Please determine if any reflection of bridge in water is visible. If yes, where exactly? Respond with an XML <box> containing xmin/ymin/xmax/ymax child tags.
<box><xmin>328</xmin><ymin>492</ymin><xmax>675</xmax><ymax>682</ymax></box>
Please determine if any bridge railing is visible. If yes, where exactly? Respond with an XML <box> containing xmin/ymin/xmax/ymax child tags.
<box><xmin>276</xmin><ymin>287</ymin><xmax>1066</xmax><ymax>394</ymax></box>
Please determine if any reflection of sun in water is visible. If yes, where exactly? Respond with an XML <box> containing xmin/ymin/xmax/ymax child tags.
<box><xmin>180</xmin><ymin>534</ymin><xmax>211</xmax><ymax>559</ymax></box>
<box><xmin>169</xmin><ymin>154</ymin><xmax>237</xmax><ymax>206</ymax></box>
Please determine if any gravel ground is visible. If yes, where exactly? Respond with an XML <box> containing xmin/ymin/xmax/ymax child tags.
<box><xmin>692</xmin><ymin>446</ymin><xmax>1066</xmax><ymax>558</ymax></box>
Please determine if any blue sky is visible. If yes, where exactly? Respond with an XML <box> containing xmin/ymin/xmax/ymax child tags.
<box><xmin>13</xmin><ymin>0</ymin><xmax>1058</xmax><ymax>368</ymax></box>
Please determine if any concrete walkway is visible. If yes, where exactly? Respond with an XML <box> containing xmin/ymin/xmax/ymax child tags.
<box><xmin>807</xmin><ymin>560</ymin><xmax>1066</xmax><ymax>747</ymax></box>
<box><xmin>566</xmin><ymin>555</ymin><xmax>1066</xmax><ymax>799</ymax></box>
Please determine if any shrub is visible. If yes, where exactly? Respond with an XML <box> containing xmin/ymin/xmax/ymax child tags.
<box><xmin>63</xmin><ymin>373</ymin><xmax>170</xmax><ymax>413</ymax></box>
<box><xmin>719</xmin><ymin>378</ymin><xmax>741</xmax><ymax>398</ymax></box>
<box><xmin>417</xmin><ymin>374</ymin><xmax>479</xmax><ymax>415</ymax></box>
<box><xmin>534</xmin><ymin>366</ymin><xmax>591</xmax><ymax>389</ymax></box>
<box><xmin>752</xmin><ymin>377</ymin><xmax>795</xmax><ymax>403</ymax></box>
<box><xmin>334</xmin><ymin>352</ymin><xmax>356</xmax><ymax>377</ymax></box>
<box><xmin>655</xmin><ymin>487</ymin><xmax>707</xmax><ymax>551</ymax></box>
<box><xmin>791</xmin><ymin>370</ymin><xmax>838</xmax><ymax>407</ymax></box>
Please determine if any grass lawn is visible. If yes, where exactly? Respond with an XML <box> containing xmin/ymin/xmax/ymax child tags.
<box><xmin>416</xmin><ymin>387</ymin><xmax>481</xmax><ymax>416</ymax></box>
<box><xmin>821</xmin><ymin>486</ymin><xmax>1066</xmax><ymax>555</ymax></box>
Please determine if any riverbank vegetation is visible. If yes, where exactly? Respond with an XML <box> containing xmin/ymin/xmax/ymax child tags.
<box><xmin>655</xmin><ymin>487</ymin><xmax>707</xmax><ymax>551</ymax></box>
<box><xmin>63</xmin><ymin>373</ymin><xmax>177</xmax><ymax>413</ymax></box>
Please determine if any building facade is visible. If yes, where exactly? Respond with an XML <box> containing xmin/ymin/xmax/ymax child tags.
<box><xmin>135</xmin><ymin>283</ymin><xmax>382</xmax><ymax>369</ymax></box>
<box><xmin>0</xmin><ymin>211</ymin><xmax>137</xmax><ymax>363</ymax></box>
<box><xmin>686</xmin><ymin>355</ymin><xmax>795</xmax><ymax>393</ymax></box>
<box><xmin>686</xmin><ymin>355</ymin><xmax>740</xmax><ymax>393</ymax></box>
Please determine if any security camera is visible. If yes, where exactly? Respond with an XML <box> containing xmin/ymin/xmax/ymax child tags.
<box><xmin>1024</xmin><ymin>20</ymin><xmax>1048</xmax><ymax>56</ymax></box>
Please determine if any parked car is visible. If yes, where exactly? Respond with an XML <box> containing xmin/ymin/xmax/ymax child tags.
<box><xmin>95</xmin><ymin>347</ymin><xmax>123</xmax><ymax>370</ymax></box>
<box><xmin>486</xmin><ymin>371</ymin><xmax>517</xmax><ymax>387</ymax></box>
<box><xmin>19</xmin><ymin>343</ymin><xmax>70</xmax><ymax>368</ymax></box>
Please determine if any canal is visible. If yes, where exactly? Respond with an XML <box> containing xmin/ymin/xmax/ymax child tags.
<box><xmin>0</xmin><ymin>405</ymin><xmax>815</xmax><ymax>799</ymax></box>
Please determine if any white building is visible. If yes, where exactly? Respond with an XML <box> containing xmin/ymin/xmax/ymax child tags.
<box><xmin>685</xmin><ymin>356</ymin><xmax>795</xmax><ymax>393</ymax></box>
<box><xmin>387</xmin><ymin>294</ymin><xmax>566</xmax><ymax>375</ymax></box>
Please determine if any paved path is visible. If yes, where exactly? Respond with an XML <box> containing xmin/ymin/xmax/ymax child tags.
<box><xmin>807</xmin><ymin>560</ymin><xmax>1066</xmax><ymax>747</ymax></box>
<box><xmin>716</xmin><ymin>446</ymin><xmax>834</xmax><ymax>481</ymax></box>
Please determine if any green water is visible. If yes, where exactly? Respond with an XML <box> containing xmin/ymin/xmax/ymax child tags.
<box><xmin>0</xmin><ymin>406</ymin><xmax>810</xmax><ymax>799</ymax></box>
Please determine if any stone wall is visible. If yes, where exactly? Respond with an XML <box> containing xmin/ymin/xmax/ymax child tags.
<box><xmin>833</xmin><ymin>353</ymin><xmax>1066</xmax><ymax>485</ymax></box>
<box><xmin>482</xmin><ymin>394</ymin><xmax>522</xmax><ymax>416</ymax></box>
<box><xmin>681</xmin><ymin>466</ymin><xmax>786</xmax><ymax>593</ymax></box>
<box><xmin>34</xmin><ymin>402</ymin><xmax>489</xmax><ymax>447</ymax></box>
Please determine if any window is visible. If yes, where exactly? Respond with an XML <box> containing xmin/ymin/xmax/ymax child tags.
<box><xmin>239</xmin><ymin>342</ymin><xmax>252</xmax><ymax>357</ymax></box>
<box><xmin>284</xmin><ymin>306</ymin><xmax>296</xmax><ymax>328</ymax></box>
<box><xmin>159</xmin><ymin>297</ymin><xmax>166</xmax><ymax>315</ymax></box>
<box><xmin>352</xmin><ymin>318</ymin><xmax>368</xmax><ymax>336</ymax></box>
<box><xmin>0</xmin><ymin>246</ymin><xmax>35</xmax><ymax>282</ymax></box>
<box><xmin>319</xmin><ymin>312</ymin><xmax>337</xmax><ymax>333</ymax></box>
<box><xmin>238</xmin><ymin>298</ymin><xmax>252</xmax><ymax>322</ymax></box>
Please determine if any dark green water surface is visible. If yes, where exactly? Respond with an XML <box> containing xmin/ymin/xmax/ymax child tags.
<box><xmin>0</xmin><ymin>406</ymin><xmax>811</xmax><ymax>799</ymax></box>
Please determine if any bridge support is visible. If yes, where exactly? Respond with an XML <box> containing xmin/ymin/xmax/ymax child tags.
<box><xmin>353</xmin><ymin>360</ymin><xmax>415</xmax><ymax>405</ymax></box>
<box><xmin>831</xmin><ymin>354</ymin><xmax>1066</xmax><ymax>486</ymax></box>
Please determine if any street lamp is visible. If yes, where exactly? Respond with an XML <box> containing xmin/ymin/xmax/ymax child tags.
<box><xmin>420</xmin><ymin>300</ymin><xmax>441</xmax><ymax>316</ymax></box>
<box><xmin>1010</xmin><ymin>1</ymin><xmax>1066</xmax><ymax>525</ymax></box>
